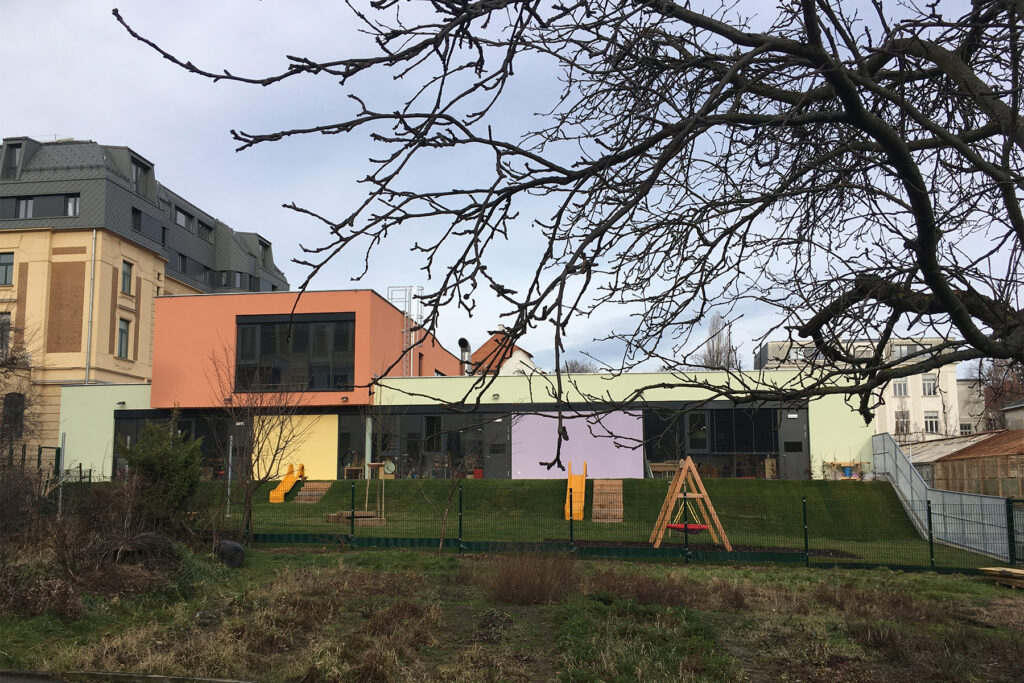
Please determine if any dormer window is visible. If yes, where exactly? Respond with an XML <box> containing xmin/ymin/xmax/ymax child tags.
<box><xmin>130</xmin><ymin>159</ymin><xmax>149</xmax><ymax>194</ymax></box>
<box><xmin>2</xmin><ymin>144</ymin><xmax>21</xmax><ymax>180</ymax></box>
<box><xmin>175</xmin><ymin>207</ymin><xmax>194</xmax><ymax>233</ymax></box>
<box><xmin>259</xmin><ymin>241</ymin><xmax>270</xmax><ymax>267</ymax></box>
<box><xmin>199</xmin><ymin>220</ymin><xmax>215</xmax><ymax>243</ymax></box>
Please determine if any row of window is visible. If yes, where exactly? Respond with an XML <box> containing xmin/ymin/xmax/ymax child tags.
<box><xmin>174</xmin><ymin>207</ymin><xmax>215</xmax><ymax>243</ymax></box>
<box><xmin>891</xmin><ymin>374</ymin><xmax>939</xmax><ymax>397</ymax></box>
<box><xmin>894</xmin><ymin>410</ymin><xmax>941</xmax><ymax>434</ymax></box>
<box><xmin>0</xmin><ymin>194</ymin><xmax>79</xmax><ymax>220</ymax></box>
<box><xmin>235</xmin><ymin>316</ymin><xmax>355</xmax><ymax>391</ymax></box>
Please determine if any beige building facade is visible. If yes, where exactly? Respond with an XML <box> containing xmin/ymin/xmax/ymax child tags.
<box><xmin>1</xmin><ymin>136</ymin><xmax>289</xmax><ymax>457</ymax></box>
<box><xmin>2</xmin><ymin>227</ymin><xmax>198</xmax><ymax>452</ymax></box>
<box><xmin>753</xmin><ymin>338</ymin><xmax>961</xmax><ymax>444</ymax></box>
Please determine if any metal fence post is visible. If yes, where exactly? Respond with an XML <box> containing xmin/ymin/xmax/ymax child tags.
<box><xmin>350</xmin><ymin>482</ymin><xmax>356</xmax><ymax>548</ymax></box>
<box><xmin>927</xmin><ymin>500</ymin><xmax>935</xmax><ymax>569</ymax></box>
<box><xmin>37</xmin><ymin>446</ymin><xmax>42</xmax><ymax>469</ymax></box>
<box><xmin>54</xmin><ymin>447</ymin><xmax>62</xmax><ymax>478</ymax></box>
<box><xmin>458</xmin><ymin>484</ymin><xmax>463</xmax><ymax>554</ymax></box>
<box><xmin>802</xmin><ymin>496</ymin><xmax>809</xmax><ymax>567</ymax></box>
<box><xmin>568</xmin><ymin>489</ymin><xmax>574</xmax><ymax>551</ymax></box>
<box><xmin>1007</xmin><ymin>498</ymin><xmax>1018</xmax><ymax>566</ymax></box>
<box><xmin>683</xmin><ymin>495</ymin><xmax>690</xmax><ymax>562</ymax></box>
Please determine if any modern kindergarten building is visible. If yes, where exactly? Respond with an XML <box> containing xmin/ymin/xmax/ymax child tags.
<box><xmin>0</xmin><ymin>136</ymin><xmax>288</xmax><ymax>454</ymax></box>
<box><xmin>59</xmin><ymin>288</ymin><xmax>874</xmax><ymax>480</ymax></box>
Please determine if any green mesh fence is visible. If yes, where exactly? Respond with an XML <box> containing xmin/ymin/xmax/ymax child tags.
<box><xmin>247</xmin><ymin>478</ymin><xmax>1013</xmax><ymax>570</ymax></box>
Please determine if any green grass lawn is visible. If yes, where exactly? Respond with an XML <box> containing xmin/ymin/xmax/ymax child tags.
<box><xmin>3</xmin><ymin>549</ymin><xmax>1022</xmax><ymax>682</ymax></box>
<box><xmin>247</xmin><ymin>478</ymin><xmax>995</xmax><ymax>569</ymax></box>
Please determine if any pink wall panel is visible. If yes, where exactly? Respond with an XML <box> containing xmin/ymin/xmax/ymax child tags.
<box><xmin>511</xmin><ymin>411</ymin><xmax>644</xmax><ymax>479</ymax></box>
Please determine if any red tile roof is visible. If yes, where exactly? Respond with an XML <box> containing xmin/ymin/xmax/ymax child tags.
<box><xmin>470</xmin><ymin>332</ymin><xmax>532</xmax><ymax>374</ymax></box>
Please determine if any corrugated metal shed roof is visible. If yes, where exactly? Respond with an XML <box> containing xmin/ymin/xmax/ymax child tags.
<box><xmin>938</xmin><ymin>429</ymin><xmax>1024</xmax><ymax>461</ymax></box>
<box><xmin>905</xmin><ymin>433</ymin><xmax>995</xmax><ymax>463</ymax></box>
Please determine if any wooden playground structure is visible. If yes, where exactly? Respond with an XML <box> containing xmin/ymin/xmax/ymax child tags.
<box><xmin>650</xmin><ymin>457</ymin><xmax>732</xmax><ymax>550</ymax></box>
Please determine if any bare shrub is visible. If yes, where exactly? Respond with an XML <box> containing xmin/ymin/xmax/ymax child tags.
<box><xmin>487</xmin><ymin>553</ymin><xmax>577</xmax><ymax>605</ymax></box>
<box><xmin>812</xmin><ymin>582</ymin><xmax>948</xmax><ymax>624</ymax></box>
<box><xmin>588</xmin><ymin>570</ymin><xmax>700</xmax><ymax>607</ymax></box>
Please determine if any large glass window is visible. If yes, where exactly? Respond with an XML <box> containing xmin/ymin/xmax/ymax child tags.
<box><xmin>924</xmin><ymin>410</ymin><xmax>940</xmax><ymax>434</ymax></box>
<box><xmin>892</xmin><ymin>378</ymin><xmax>907</xmax><ymax>397</ymax></box>
<box><xmin>686</xmin><ymin>412</ymin><xmax>707</xmax><ymax>451</ymax></box>
<box><xmin>894</xmin><ymin>410</ymin><xmax>910</xmax><ymax>434</ymax></box>
<box><xmin>922</xmin><ymin>373</ymin><xmax>938</xmax><ymax>396</ymax></box>
<box><xmin>235</xmin><ymin>314</ymin><xmax>355</xmax><ymax>391</ymax></box>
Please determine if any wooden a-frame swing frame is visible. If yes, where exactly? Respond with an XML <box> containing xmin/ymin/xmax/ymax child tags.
<box><xmin>649</xmin><ymin>457</ymin><xmax>733</xmax><ymax>551</ymax></box>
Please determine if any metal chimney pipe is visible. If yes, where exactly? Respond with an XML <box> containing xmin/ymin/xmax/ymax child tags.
<box><xmin>458</xmin><ymin>337</ymin><xmax>471</xmax><ymax>375</ymax></box>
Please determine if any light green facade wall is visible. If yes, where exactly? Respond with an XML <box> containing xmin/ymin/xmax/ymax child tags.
<box><xmin>59</xmin><ymin>383</ymin><xmax>152</xmax><ymax>480</ymax></box>
<box><xmin>377</xmin><ymin>371</ymin><xmax>874</xmax><ymax>479</ymax></box>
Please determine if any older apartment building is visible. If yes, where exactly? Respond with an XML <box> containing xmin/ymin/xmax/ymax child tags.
<box><xmin>754</xmin><ymin>338</ymin><xmax>961</xmax><ymax>443</ymax></box>
<box><xmin>0</xmin><ymin>136</ymin><xmax>288</xmax><ymax>452</ymax></box>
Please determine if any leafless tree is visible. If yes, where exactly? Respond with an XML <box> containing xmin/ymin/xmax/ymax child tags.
<box><xmin>208</xmin><ymin>347</ymin><xmax>316</xmax><ymax>541</ymax></box>
<box><xmin>966</xmin><ymin>358</ymin><xmax>1024</xmax><ymax>430</ymax></box>
<box><xmin>561</xmin><ymin>358</ymin><xmax>598</xmax><ymax>374</ymax></box>
<box><xmin>0</xmin><ymin>324</ymin><xmax>46</xmax><ymax>481</ymax></box>
<box><xmin>117</xmin><ymin>1</ymin><xmax>1024</xmax><ymax>467</ymax></box>
<box><xmin>694</xmin><ymin>313</ymin><xmax>741</xmax><ymax>371</ymax></box>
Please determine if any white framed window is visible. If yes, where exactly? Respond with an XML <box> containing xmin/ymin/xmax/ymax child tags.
<box><xmin>924</xmin><ymin>411</ymin><xmax>940</xmax><ymax>434</ymax></box>
<box><xmin>959</xmin><ymin>423</ymin><xmax>972</xmax><ymax>436</ymax></box>
<box><xmin>922</xmin><ymin>373</ymin><xmax>938</xmax><ymax>396</ymax></box>
<box><xmin>894</xmin><ymin>410</ymin><xmax>910</xmax><ymax>434</ymax></box>
<box><xmin>892</xmin><ymin>378</ymin><xmax>908</xmax><ymax>397</ymax></box>
<box><xmin>893</xmin><ymin>343</ymin><xmax>922</xmax><ymax>359</ymax></box>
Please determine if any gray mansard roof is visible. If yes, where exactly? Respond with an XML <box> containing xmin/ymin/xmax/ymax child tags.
<box><xmin>0</xmin><ymin>136</ymin><xmax>288</xmax><ymax>293</ymax></box>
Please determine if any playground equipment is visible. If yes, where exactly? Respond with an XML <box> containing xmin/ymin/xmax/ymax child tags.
<box><xmin>269</xmin><ymin>464</ymin><xmax>306</xmax><ymax>503</ymax></box>
<box><xmin>328</xmin><ymin>475</ymin><xmax>386</xmax><ymax>526</ymax></box>
<box><xmin>564</xmin><ymin>461</ymin><xmax>587</xmax><ymax>521</ymax></box>
<box><xmin>649</xmin><ymin>457</ymin><xmax>732</xmax><ymax>550</ymax></box>
<box><xmin>592</xmin><ymin>480</ymin><xmax>623</xmax><ymax>523</ymax></box>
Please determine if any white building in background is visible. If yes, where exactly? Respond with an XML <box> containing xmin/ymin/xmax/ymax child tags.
<box><xmin>470</xmin><ymin>325</ymin><xmax>542</xmax><ymax>376</ymax></box>
<box><xmin>754</xmin><ymin>338</ymin><xmax>961</xmax><ymax>444</ymax></box>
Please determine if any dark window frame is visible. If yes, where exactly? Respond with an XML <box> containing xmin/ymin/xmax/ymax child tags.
<box><xmin>121</xmin><ymin>261</ymin><xmax>133</xmax><ymax>295</ymax></box>
<box><xmin>117</xmin><ymin>318</ymin><xmax>131</xmax><ymax>359</ymax></box>
<box><xmin>0</xmin><ymin>253</ymin><xmax>12</xmax><ymax>286</ymax></box>
<box><xmin>234</xmin><ymin>313</ymin><xmax>356</xmax><ymax>392</ymax></box>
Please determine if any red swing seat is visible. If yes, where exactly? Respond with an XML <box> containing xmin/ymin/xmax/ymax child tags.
<box><xmin>665</xmin><ymin>523</ymin><xmax>709</xmax><ymax>533</ymax></box>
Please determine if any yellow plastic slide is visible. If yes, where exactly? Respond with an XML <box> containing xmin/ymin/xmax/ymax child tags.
<box><xmin>563</xmin><ymin>461</ymin><xmax>587</xmax><ymax>520</ymax></box>
<box><xmin>269</xmin><ymin>463</ymin><xmax>305</xmax><ymax>503</ymax></box>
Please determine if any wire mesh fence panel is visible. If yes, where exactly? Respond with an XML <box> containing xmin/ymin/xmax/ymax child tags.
<box><xmin>462</xmin><ymin>480</ymin><xmax>565</xmax><ymax>544</ymax></box>
<box><xmin>1013</xmin><ymin>500</ymin><xmax>1023</xmax><ymax>565</ymax></box>
<box><xmin>806</xmin><ymin>497</ymin><xmax>934</xmax><ymax>568</ymax></box>
<box><xmin>243</xmin><ymin>471</ymin><xmax>1017</xmax><ymax>570</ymax></box>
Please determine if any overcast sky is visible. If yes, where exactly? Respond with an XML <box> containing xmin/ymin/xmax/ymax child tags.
<box><xmin>0</xmin><ymin>0</ymin><xmax>854</xmax><ymax>372</ymax></box>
